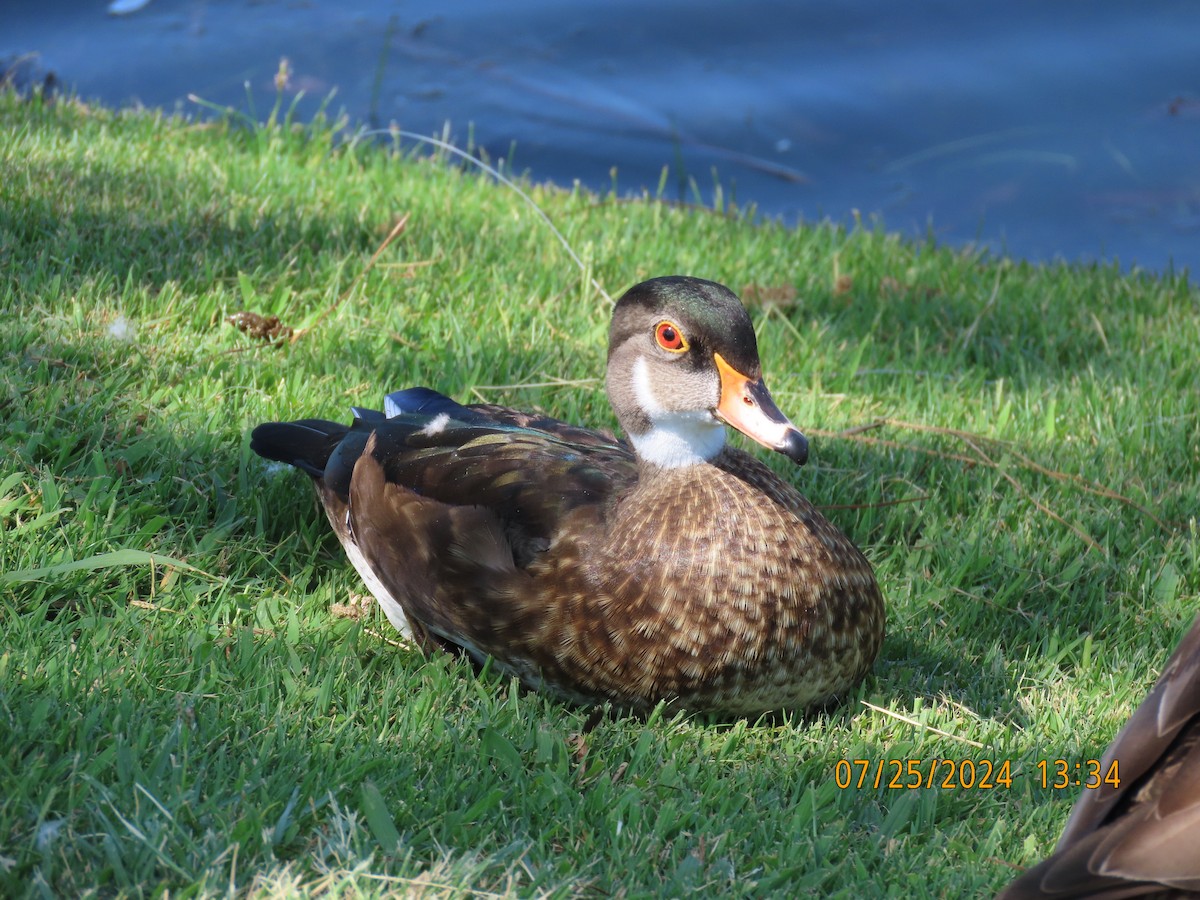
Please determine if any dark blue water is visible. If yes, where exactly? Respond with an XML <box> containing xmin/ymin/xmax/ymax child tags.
<box><xmin>7</xmin><ymin>0</ymin><xmax>1199</xmax><ymax>273</ymax></box>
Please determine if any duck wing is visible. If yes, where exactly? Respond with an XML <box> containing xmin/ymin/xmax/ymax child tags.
<box><xmin>252</xmin><ymin>387</ymin><xmax>637</xmax><ymax>546</ymax></box>
<box><xmin>251</xmin><ymin>388</ymin><xmax>639</xmax><ymax>642</ymax></box>
<box><xmin>375</xmin><ymin>390</ymin><xmax>636</xmax><ymax>547</ymax></box>
<box><xmin>998</xmin><ymin>614</ymin><xmax>1200</xmax><ymax>898</ymax></box>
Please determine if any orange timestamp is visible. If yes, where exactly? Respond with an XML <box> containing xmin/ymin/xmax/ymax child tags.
<box><xmin>833</xmin><ymin>758</ymin><xmax>1121</xmax><ymax>791</ymax></box>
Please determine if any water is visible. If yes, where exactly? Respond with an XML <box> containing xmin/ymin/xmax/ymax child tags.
<box><xmin>7</xmin><ymin>0</ymin><xmax>1199</xmax><ymax>272</ymax></box>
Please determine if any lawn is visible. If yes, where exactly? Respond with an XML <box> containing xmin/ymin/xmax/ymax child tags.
<box><xmin>1</xmin><ymin>88</ymin><xmax>1197</xmax><ymax>898</ymax></box>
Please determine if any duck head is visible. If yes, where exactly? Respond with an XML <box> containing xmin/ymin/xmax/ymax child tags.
<box><xmin>606</xmin><ymin>276</ymin><xmax>809</xmax><ymax>470</ymax></box>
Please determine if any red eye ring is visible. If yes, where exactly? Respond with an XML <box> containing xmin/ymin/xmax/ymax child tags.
<box><xmin>655</xmin><ymin>320</ymin><xmax>687</xmax><ymax>352</ymax></box>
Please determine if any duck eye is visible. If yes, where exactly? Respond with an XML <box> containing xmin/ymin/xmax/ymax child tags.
<box><xmin>655</xmin><ymin>321</ymin><xmax>687</xmax><ymax>352</ymax></box>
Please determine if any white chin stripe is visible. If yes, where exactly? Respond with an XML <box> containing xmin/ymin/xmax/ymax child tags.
<box><xmin>629</xmin><ymin>355</ymin><xmax>725</xmax><ymax>468</ymax></box>
<box><xmin>629</xmin><ymin>418</ymin><xmax>726</xmax><ymax>468</ymax></box>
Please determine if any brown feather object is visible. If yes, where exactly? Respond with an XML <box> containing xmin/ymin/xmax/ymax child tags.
<box><xmin>250</xmin><ymin>276</ymin><xmax>885</xmax><ymax>715</ymax></box>
<box><xmin>998</xmin><ymin>614</ymin><xmax>1200</xmax><ymax>899</ymax></box>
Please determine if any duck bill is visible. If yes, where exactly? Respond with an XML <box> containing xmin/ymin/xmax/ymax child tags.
<box><xmin>713</xmin><ymin>353</ymin><xmax>809</xmax><ymax>464</ymax></box>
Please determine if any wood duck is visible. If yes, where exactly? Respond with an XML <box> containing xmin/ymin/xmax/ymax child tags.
<box><xmin>998</xmin><ymin>613</ymin><xmax>1200</xmax><ymax>898</ymax></box>
<box><xmin>251</xmin><ymin>276</ymin><xmax>885</xmax><ymax>716</ymax></box>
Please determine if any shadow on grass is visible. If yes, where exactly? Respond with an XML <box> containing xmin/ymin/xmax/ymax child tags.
<box><xmin>3</xmin><ymin>305</ymin><xmax>1168</xmax><ymax>735</ymax></box>
<box><xmin>2</xmin><ymin>233</ymin><xmax>1186</xmax><ymax>725</ymax></box>
<box><xmin>4</xmin><ymin>104</ymin><xmax>1193</xmax><ymax>838</ymax></box>
<box><xmin>2</xmin><ymin>162</ymin><xmax>384</xmax><ymax>303</ymax></box>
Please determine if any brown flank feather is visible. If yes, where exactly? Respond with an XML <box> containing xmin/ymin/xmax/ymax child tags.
<box><xmin>998</xmin><ymin>614</ymin><xmax>1200</xmax><ymax>899</ymax></box>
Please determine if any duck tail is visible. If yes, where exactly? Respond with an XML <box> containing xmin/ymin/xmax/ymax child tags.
<box><xmin>250</xmin><ymin>419</ymin><xmax>350</xmax><ymax>479</ymax></box>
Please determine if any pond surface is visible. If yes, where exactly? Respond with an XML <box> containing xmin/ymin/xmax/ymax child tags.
<box><xmin>8</xmin><ymin>0</ymin><xmax>1200</xmax><ymax>273</ymax></box>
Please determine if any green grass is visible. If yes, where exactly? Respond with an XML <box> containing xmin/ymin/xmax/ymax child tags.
<box><xmin>1</xmin><ymin>88</ymin><xmax>1198</xmax><ymax>898</ymax></box>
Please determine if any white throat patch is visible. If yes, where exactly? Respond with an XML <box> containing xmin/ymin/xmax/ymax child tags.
<box><xmin>628</xmin><ymin>356</ymin><xmax>726</xmax><ymax>468</ymax></box>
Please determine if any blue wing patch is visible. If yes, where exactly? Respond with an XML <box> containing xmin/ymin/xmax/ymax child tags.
<box><xmin>383</xmin><ymin>387</ymin><xmax>490</xmax><ymax>424</ymax></box>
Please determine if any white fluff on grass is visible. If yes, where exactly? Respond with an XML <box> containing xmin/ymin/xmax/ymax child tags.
<box><xmin>107</xmin><ymin>314</ymin><xmax>135</xmax><ymax>341</ymax></box>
